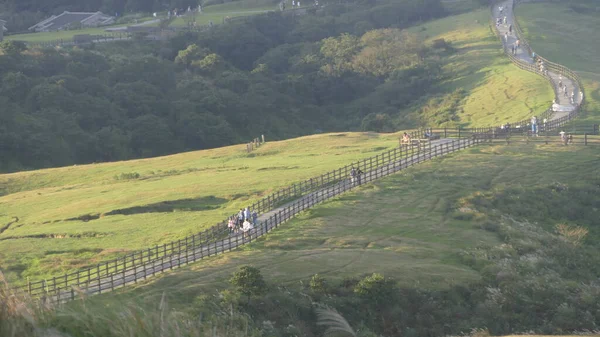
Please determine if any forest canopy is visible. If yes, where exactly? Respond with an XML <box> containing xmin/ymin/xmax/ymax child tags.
<box><xmin>0</xmin><ymin>0</ymin><xmax>449</xmax><ymax>172</ymax></box>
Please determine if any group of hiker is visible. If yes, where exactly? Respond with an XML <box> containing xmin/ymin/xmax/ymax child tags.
<box><xmin>228</xmin><ymin>208</ymin><xmax>258</xmax><ymax>235</ymax></box>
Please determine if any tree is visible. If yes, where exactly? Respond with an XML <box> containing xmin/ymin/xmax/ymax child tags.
<box><xmin>229</xmin><ymin>266</ymin><xmax>267</xmax><ymax>304</ymax></box>
<box><xmin>354</xmin><ymin>273</ymin><xmax>397</xmax><ymax>307</ymax></box>
<box><xmin>174</xmin><ymin>44</ymin><xmax>209</xmax><ymax>67</ymax></box>
<box><xmin>0</xmin><ymin>40</ymin><xmax>26</xmax><ymax>55</ymax></box>
<box><xmin>319</xmin><ymin>33</ymin><xmax>361</xmax><ymax>77</ymax></box>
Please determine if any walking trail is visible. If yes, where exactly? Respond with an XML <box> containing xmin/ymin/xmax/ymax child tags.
<box><xmin>36</xmin><ymin>0</ymin><xmax>583</xmax><ymax>302</ymax></box>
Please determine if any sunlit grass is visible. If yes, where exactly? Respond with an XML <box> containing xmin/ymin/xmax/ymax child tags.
<box><xmin>410</xmin><ymin>9</ymin><xmax>554</xmax><ymax>127</ymax></box>
<box><xmin>105</xmin><ymin>143</ymin><xmax>600</xmax><ymax>307</ymax></box>
<box><xmin>0</xmin><ymin>131</ymin><xmax>404</xmax><ymax>283</ymax></box>
<box><xmin>516</xmin><ymin>3</ymin><xmax>600</xmax><ymax>123</ymax></box>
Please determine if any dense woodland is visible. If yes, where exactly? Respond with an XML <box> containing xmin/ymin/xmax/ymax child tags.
<box><xmin>0</xmin><ymin>0</ymin><xmax>450</xmax><ymax>172</ymax></box>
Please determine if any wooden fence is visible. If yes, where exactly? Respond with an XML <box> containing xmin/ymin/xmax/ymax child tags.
<box><xmin>36</xmin><ymin>136</ymin><xmax>484</xmax><ymax>304</ymax></box>
<box><xmin>17</xmin><ymin>130</ymin><xmax>425</xmax><ymax>299</ymax></box>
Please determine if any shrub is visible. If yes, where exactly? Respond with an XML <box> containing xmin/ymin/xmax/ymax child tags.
<box><xmin>114</xmin><ymin>172</ymin><xmax>141</xmax><ymax>180</ymax></box>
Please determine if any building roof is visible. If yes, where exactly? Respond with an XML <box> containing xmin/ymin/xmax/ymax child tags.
<box><xmin>29</xmin><ymin>11</ymin><xmax>113</xmax><ymax>31</ymax></box>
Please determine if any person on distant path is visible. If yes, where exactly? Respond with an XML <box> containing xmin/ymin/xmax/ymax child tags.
<box><xmin>503</xmin><ymin>16</ymin><xmax>507</xmax><ymax>25</ymax></box>
<box><xmin>559</xmin><ymin>130</ymin><xmax>567</xmax><ymax>144</ymax></box>
<box><xmin>563</xmin><ymin>85</ymin><xmax>568</xmax><ymax>98</ymax></box>
<box><xmin>228</xmin><ymin>217</ymin><xmax>236</xmax><ymax>234</ymax></box>
<box><xmin>356</xmin><ymin>168</ymin><xmax>363</xmax><ymax>186</ymax></box>
<box><xmin>242</xmin><ymin>218</ymin><xmax>253</xmax><ymax>238</ymax></box>
<box><xmin>252</xmin><ymin>210</ymin><xmax>258</xmax><ymax>225</ymax></box>
<box><xmin>531</xmin><ymin>116</ymin><xmax>538</xmax><ymax>136</ymax></box>
<box><xmin>244</xmin><ymin>207</ymin><xmax>251</xmax><ymax>221</ymax></box>
<box><xmin>509</xmin><ymin>24</ymin><xmax>512</xmax><ymax>34</ymax></box>
<box><xmin>499</xmin><ymin>6</ymin><xmax>503</xmax><ymax>14</ymax></box>
<box><xmin>350</xmin><ymin>167</ymin><xmax>356</xmax><ymax>185</ymax></box>
<box><xmin>292</xmin><ymin>0</ymin><xmax>295</xmax><ymax>6</ymax></box>
<box><xmin>237</xmin><ymin>209</ymin><xmax>244</xmax><ymax>226</ymax></box>
<box><xmin>570</xmin><ymin>92</ymin><xmax>575</xmax><ymax>104</ymax></box>
<box><xmin>558</xmin><ymin>80</ymin><xmax>563</xmax><ymax>89</ymax></box>
<box><xmin>402</xmin><ymin>132</ymin><xmax>411</xmax><ymax>145</ymax></box>
<box><xmin>511</xmin><ymin>45</ymin><xmax>515</xmax><ymax>55</ymax></box>
<box><xmin>504</xmin><ymin>32</ymin><xmax>508</xmax><ymax>42</ymax></box>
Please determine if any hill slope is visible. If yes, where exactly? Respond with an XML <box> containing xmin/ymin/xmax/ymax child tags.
<box><xmin>0</xmin><ymin>131</ymin><xmax>403</xmax><ymax>283</ymax></box>
<box><xmin>515</xmin><ymin>2</ymin><xmax>600</xmax><ymax>124</ymax></box>
<box><xmin>104</xmin><ymin>142</ymin><xmax>600</xmax><ymax>335</ymax></box>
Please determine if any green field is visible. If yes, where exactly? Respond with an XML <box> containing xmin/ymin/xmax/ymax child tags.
<box><xmin>103</xmin><ymin>142</ymin><xmax>600</xmax><ymax>306</ymax></box>
<box><xmin>4</xmin><ymin>27</ymin><xmax>127</xmax><ymax>43</ymax></box>
<box><xmin>0</xmin><ymin>132</ymin><xmax>406</xmax><ymax>283</ymax></box>
<box><xmin>515</xmin><ymin>3</ymin><xmax>600</xmax><ymax>124</ymax></box>
<box><xmin>410</xmin><ymin>9</ymin><xmax>554</xmax><ymax>127</ymax></box>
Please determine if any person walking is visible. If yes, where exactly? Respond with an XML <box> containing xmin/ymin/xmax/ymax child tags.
<box><xmin>228</xmin><ymin>217</ymin><xmax>236</xmax><ymax>234</ymax></box>
<box><xmin>350</xmin><ymin>167</ymin><xmax>356</xmax><ymax>185</ymax></box>
<box><xmin>570</xmin><ymin>92</ymin><xmax>575</xmax><ymax>104</ymax></box>
<box><xmin>244</xmin><ymin>207</ymin><xmax>251</xmax><ymax>221</ymax></box>
<box><xmin>356</xmin><ymin>168</ymin><xmax>363</xmax><ymax>185</ymax></box>
<box><xmin>252</xmin><ymin>210</ymin><xmax>258</xmax><ymax>225</ymax></box>
<box><xmin>509</xmin><ymin>24</ymin><xmax>512</xmax><ymax>33</ymax></box>
<box><xmin>531</xmin><ymin>116</ymin><xmax>538</xmax><ymax>136</ymax></box>
<box><xmin>504</xmin><ymin>32</ymin><xmax>509</xmax><ymax>42</ymax></box>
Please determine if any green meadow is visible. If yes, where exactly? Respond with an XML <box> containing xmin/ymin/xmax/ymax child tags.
<box><xmin>0</xmin><ymin>132</ymin><xmax>405</xmax><ymax>284</ymax></box>
<box><xmin>104</xmin><ymin>142</ymin><xmax>600</xmax><ymax>306</ymax></box>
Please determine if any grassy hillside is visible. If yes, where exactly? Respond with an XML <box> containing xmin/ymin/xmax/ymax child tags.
<box><xmin>410</xmin><ymin>9</ymin><xmax>555</xmax><ymax>127</ymax></box>
<box><xmin>111</xmin><ymin>142</ymin><xmax>600</xmax><ymax>301</ymax></box>
<box><xmin>84</xmin><ymin>141</ymin><xmax>600</xmax><ymax>336</ymax></box>
<box><xmin>515</xmin><ymin>3</ymin><xmax>600</xmax><ymax>124</ymax></box>
<box><xmin>0</xmin><ymin>132</ymin><xmax>403</xmax><ymax>283</ymax></box>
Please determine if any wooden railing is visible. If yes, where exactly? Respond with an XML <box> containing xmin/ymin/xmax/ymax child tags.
<box><xmin>34</xmin><ymin>137</ymin><xmax>483</xmax><ymax>304</ymax></box>
<box><xmin>17</xmin><ymin>130</ymin><xmax>425</xmax><ymax>298</ymax></box>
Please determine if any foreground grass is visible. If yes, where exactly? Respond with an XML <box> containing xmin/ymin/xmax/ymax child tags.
<box><xmin>410</xmin><ymin>9</ymin><xmax>554</xmax><ymax>127</ymax></box>
<box><xmin>516</xmin><ymin>3</ymin><xmax>600</xmax><ymax>124</ymax></box>
<box><xmin>0</xmin><ymin>132</ymin><xmax>403</xmax><ymax>284</ymax></box>
<box><xmin>108</xmin><ymin>142</ymin><xmax>600</xmax><ymax>306</ymax></box>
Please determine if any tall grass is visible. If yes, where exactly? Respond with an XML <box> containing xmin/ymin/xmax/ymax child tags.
<box><xmin>0</xmin><ymin>272</ymin><xmax>257</xmax><ymax>337</ymax></box>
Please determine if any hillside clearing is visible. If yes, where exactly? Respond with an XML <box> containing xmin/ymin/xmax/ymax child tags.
<box><xmin>410</xmin><ymin>9</ymin><xmax>554</xmax><ymax>127</ymax></box>
<box><xmin>515</xmin><ymin>2</ymin><xmax>600</xmax><ymax>124</ymax></box>
<box><xmin>106</xmin><ymin>143</ymin><xmax>600</xmax><ymax>306</ymax></box>
<box><xmin>0</xmin><ymin>131</ymin><xmax>404</xmax><ymax>283</ymax></box>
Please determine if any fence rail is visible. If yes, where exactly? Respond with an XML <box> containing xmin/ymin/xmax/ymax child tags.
<box><xmin>35</xmin><ymin>137</ymin><xmax>484</xmax><ymax>304</ymax></box>
<box><xmin>17</xmin><ymin>129</ymin><xmax>425</xmax><ymax>298</ymax></box>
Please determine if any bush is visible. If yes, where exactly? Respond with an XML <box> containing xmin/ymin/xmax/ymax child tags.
<box><xmin>114</xmin><ymin>172</ymin><xmax>141</xmax><ymax>180</ymax></box>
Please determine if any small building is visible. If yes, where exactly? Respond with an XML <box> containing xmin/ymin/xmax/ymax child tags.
<box><xmin>28</xmin><ymin>11</ymin><xmax>115</xmax><ymax>32</ymax></box>
<box><xmin>0</xmin><ymin>19</ymin><xmax>6</xmax><ymax>41</ymax></box>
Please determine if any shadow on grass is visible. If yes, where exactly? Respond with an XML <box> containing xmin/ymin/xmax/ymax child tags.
<box><xmin>105</xmin><ymin>196</ymin><xmax>228</xmax><ymax>216</ymax></box>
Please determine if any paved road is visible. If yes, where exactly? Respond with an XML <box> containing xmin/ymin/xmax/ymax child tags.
<box><xmin>493</xmin><ymin>0</ymin><xmax>582</xmax><ymax>120</ymax></box>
